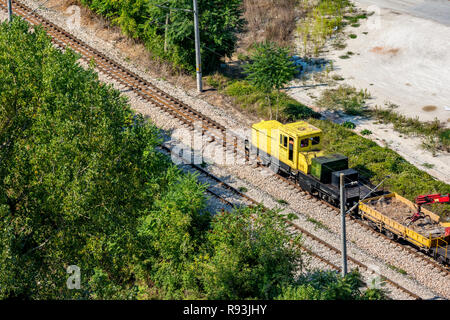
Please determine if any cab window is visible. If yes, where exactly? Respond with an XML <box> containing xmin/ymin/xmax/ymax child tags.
<box><xmin>300</xmin><ymin>138</ymin><xmax>309</xmax><ymax>148</ymax></box>
<box><xmin>311</xmin><ymin>136</ymin><xmax>320</xmax><ymax>145</ymax></box>
<box><xmin>283</xmin><ymin>136</ymin><xmax>288</xmax><ymax>147</ymax></box>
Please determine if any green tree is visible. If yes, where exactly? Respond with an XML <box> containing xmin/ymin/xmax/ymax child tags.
<box><xmin>195</xmin><ymin>206</ymin><xmax>303</xmax><ymax>299</ymax></box>
<box><xmin>0</xmin><ymin>18</ymin><xmax>207</xmax><ymax>299</ymax></box>
<box><xmin>244</xmin><ymin>42</ymin><xmax>297</xmax><ymax>120</ymax></box>
<box><xmin>80</xmin><ymin>0</ymin><xmax>245</xmax><ymax>73</ymax></box>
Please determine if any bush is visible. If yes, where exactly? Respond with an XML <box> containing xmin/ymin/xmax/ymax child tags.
<box><xmin>224</xmin><ymin>80</ymin><xmax>318</xmax><ymax>121</ymax></box>
<box><xmin>341</xmin><ymin>121</ymin><xmax>356</xmax><ymax>129</ymax></box>
<box><xmin>196</xmin><ymin>207</ymin><xmax>303</xmax><ymax>300</ymax></box>
<box><xmin>276</xmin><ymin>270</ymin><xmax>388</xmax><ymax>300</ymax></box>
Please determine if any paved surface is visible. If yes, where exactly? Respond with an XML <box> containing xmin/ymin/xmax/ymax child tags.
<box><xmin>354</xmin><ymin>0</ymin><xmax>450</xmax><ymax>26</ymax></box>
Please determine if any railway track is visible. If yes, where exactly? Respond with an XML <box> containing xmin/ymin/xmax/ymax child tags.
<box><xmin>0</xmin><ymin>0</ymin><xmax>440</xmax><ymax>299</ymax></box>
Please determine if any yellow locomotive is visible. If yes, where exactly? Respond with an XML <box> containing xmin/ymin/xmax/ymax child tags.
<box><xmin>249</xmin><ymin>120</ymin><xmax>362</xmax><ymax>207</ymax></box>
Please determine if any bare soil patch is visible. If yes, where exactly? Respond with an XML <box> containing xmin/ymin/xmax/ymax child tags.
<box><xmin>370</xmin><ymin>46</ymin><xmax>400</xmax><ymax>56</ymax></box>
<box><xmin>422</xmin><ymin>105</ymin><xmax>438</xmax><ymax>112</ymax></box>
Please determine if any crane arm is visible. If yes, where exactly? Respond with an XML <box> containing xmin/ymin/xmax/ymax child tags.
<box><xmin>415</xmin><ymin>193</ymin><xmax>450</xmax><ymax>206</ymax></box>
<box><xmin>406</xmin><ymin>193</ymin><xmax>450</xmax><ymax>226</ymax></box>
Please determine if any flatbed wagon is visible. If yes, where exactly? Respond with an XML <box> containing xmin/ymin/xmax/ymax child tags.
<box><xmin>358</xmin><ymin>192</ymin><xmax>450</xmax><ymax>264</ymax></box>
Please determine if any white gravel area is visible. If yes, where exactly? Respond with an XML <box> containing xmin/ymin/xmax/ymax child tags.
<box><xmin>286</xmin><ymin>0</ymin><xmax>450</xmax><ymax>183</ymax></box>
<box><xmin>4</xmin><ymin>1</ymin><xmax>448</xmax><ymax>300</ymax></box>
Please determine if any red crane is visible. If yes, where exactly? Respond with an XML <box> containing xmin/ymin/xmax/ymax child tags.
<box><xmin>406</xmin><ymin>193</ymin><xmax>450</xmax><ymax>229</ymax></box>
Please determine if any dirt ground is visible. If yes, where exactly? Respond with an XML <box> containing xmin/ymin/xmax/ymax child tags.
<box><xmin>286</xmin><ymin>0</ymin><xmax>450</xmax><ymax>183</ymax></box>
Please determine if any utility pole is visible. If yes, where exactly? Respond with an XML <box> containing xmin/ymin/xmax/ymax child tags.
<box><xmin>340</xmin><ymin>173</ymin><xmax>348</xmax><ymax>277</ymax></box>
<box><xmin>7</xmin><ymin>0</ymin><xmax>12</xmax><ymax>22</ymax></box>
<box><xmin>155</xmin><ymin>1</ymin><xmax>202</xmax><ymax>92</ymax></box>
<box><xmin>192</xmin><ymin>0</ymin><xmax>202</xmax><ymax>93</ymax></box>
<box><xmin>164</xmin><ymin>11</ymin><xmax>170</xmax><ymax>53</ymax></box>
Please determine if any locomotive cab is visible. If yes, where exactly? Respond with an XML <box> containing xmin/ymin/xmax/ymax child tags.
<box><xmin>251</xmin><ymin>120</ymin><xmax>325</xmax><ymax>174</ymax></box>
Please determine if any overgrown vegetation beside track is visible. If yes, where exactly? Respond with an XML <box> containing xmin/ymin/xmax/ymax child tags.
<box><xmin>79</xmin><ymin>0</ymin><xmax>244</xmax><ymax>73</ymax></box>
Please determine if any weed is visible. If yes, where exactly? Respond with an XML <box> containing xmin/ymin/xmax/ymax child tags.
<box><xmin>341</xmin><ymin>121</ymin><xmax>356</xmax><ymax>129</ymax></box>
<box><xmin>238</xmin><ymin>186</ymin><xmax>248</xmax><ymax>193</ymax></box>
<box><xmin>387</xmin><ymin>264</ymin><xmax>407</xmax><ymax>275</ymax></box>
<box><xmin>286</xmin><ymin>213</ymin><xmax>298</xmax><ymax>221</ymax></box>
<box><xmin>360</xmin><ymin>129</ymin><xmax>372</xmax><ymax>135</ymax></box>
<box><xmin>422</xmin><ymin>163</ymin><xmax>435</xmax><ymax>169</ymax></box>
<box><xmin>332</xmin><ymin>74</ymin><xmax>345</xmax><ymax>81</ymax></box>
<box><xmin>307</xmin><ymin>217</ymin><xmax>329</xmax><ymax>230</ymax></box>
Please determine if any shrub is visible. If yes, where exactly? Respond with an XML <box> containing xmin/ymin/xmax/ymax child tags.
<box><xmin>316</xmin><ymin>85</ymin><xmax>369</xmax><ymax>115</ymax></box>
<box><xmin>341</xmin><ymin>121</ymin><xmax>356</xmax><ymax>129</ymax></box>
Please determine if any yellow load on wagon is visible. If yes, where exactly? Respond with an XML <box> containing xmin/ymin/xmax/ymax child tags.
<box><xmin>358</xmin><ymin>192</ymin><xmax>450</xmax><ymax>259</ymax></box>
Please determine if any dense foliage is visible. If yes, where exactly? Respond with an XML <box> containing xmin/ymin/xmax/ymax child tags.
<box><xmin>80</xmin><ymin>0</ymin><xmax>245</xmax><ymax>73</ymax></box>
<box><xmin>0</xmin><ymin>18</ymin><xmax>208</xmax><ymax>299</ymax></box>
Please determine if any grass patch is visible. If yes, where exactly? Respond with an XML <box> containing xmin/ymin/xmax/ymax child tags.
<box><xmin>307</xmin><ymin>217</ymin><xmax>329</xmax><ymax>231</ymax></box>
<box><xmin>360</xmin><ymin>129</ymin><xmax>372</xmax><ymax>136</ymax></box>
<box><xmin>316</xmin><ymin>85</ymin><xmax>370</xmax><ymax>115</ymax></box>
<box><xmin>238</xmin><ymin>186</ymin><xmax>248</xmax><ymax>193</ymax></box>
<box><xmin>369</xmin><ymin>106</ymin><xmax>450</xmax><ymax>153</ymax></box>
<box><xmin>214</xmin><ymin>79</ymin><xmax>320</xmax><ymax>121</ymax></box>
<box><xmin>387</xmin><ymin>264</ymin><xmax>407</xmax><ymax>275</ymax></box>
<box><xmin>277</xmin><ymin>199</ymin><xmax>289</xmax><ymax>205</ymax></box>
<box><xmin>349</xmin><ymin>34</ymin><xmax>357</xmax><ymax>39</ymax></box>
